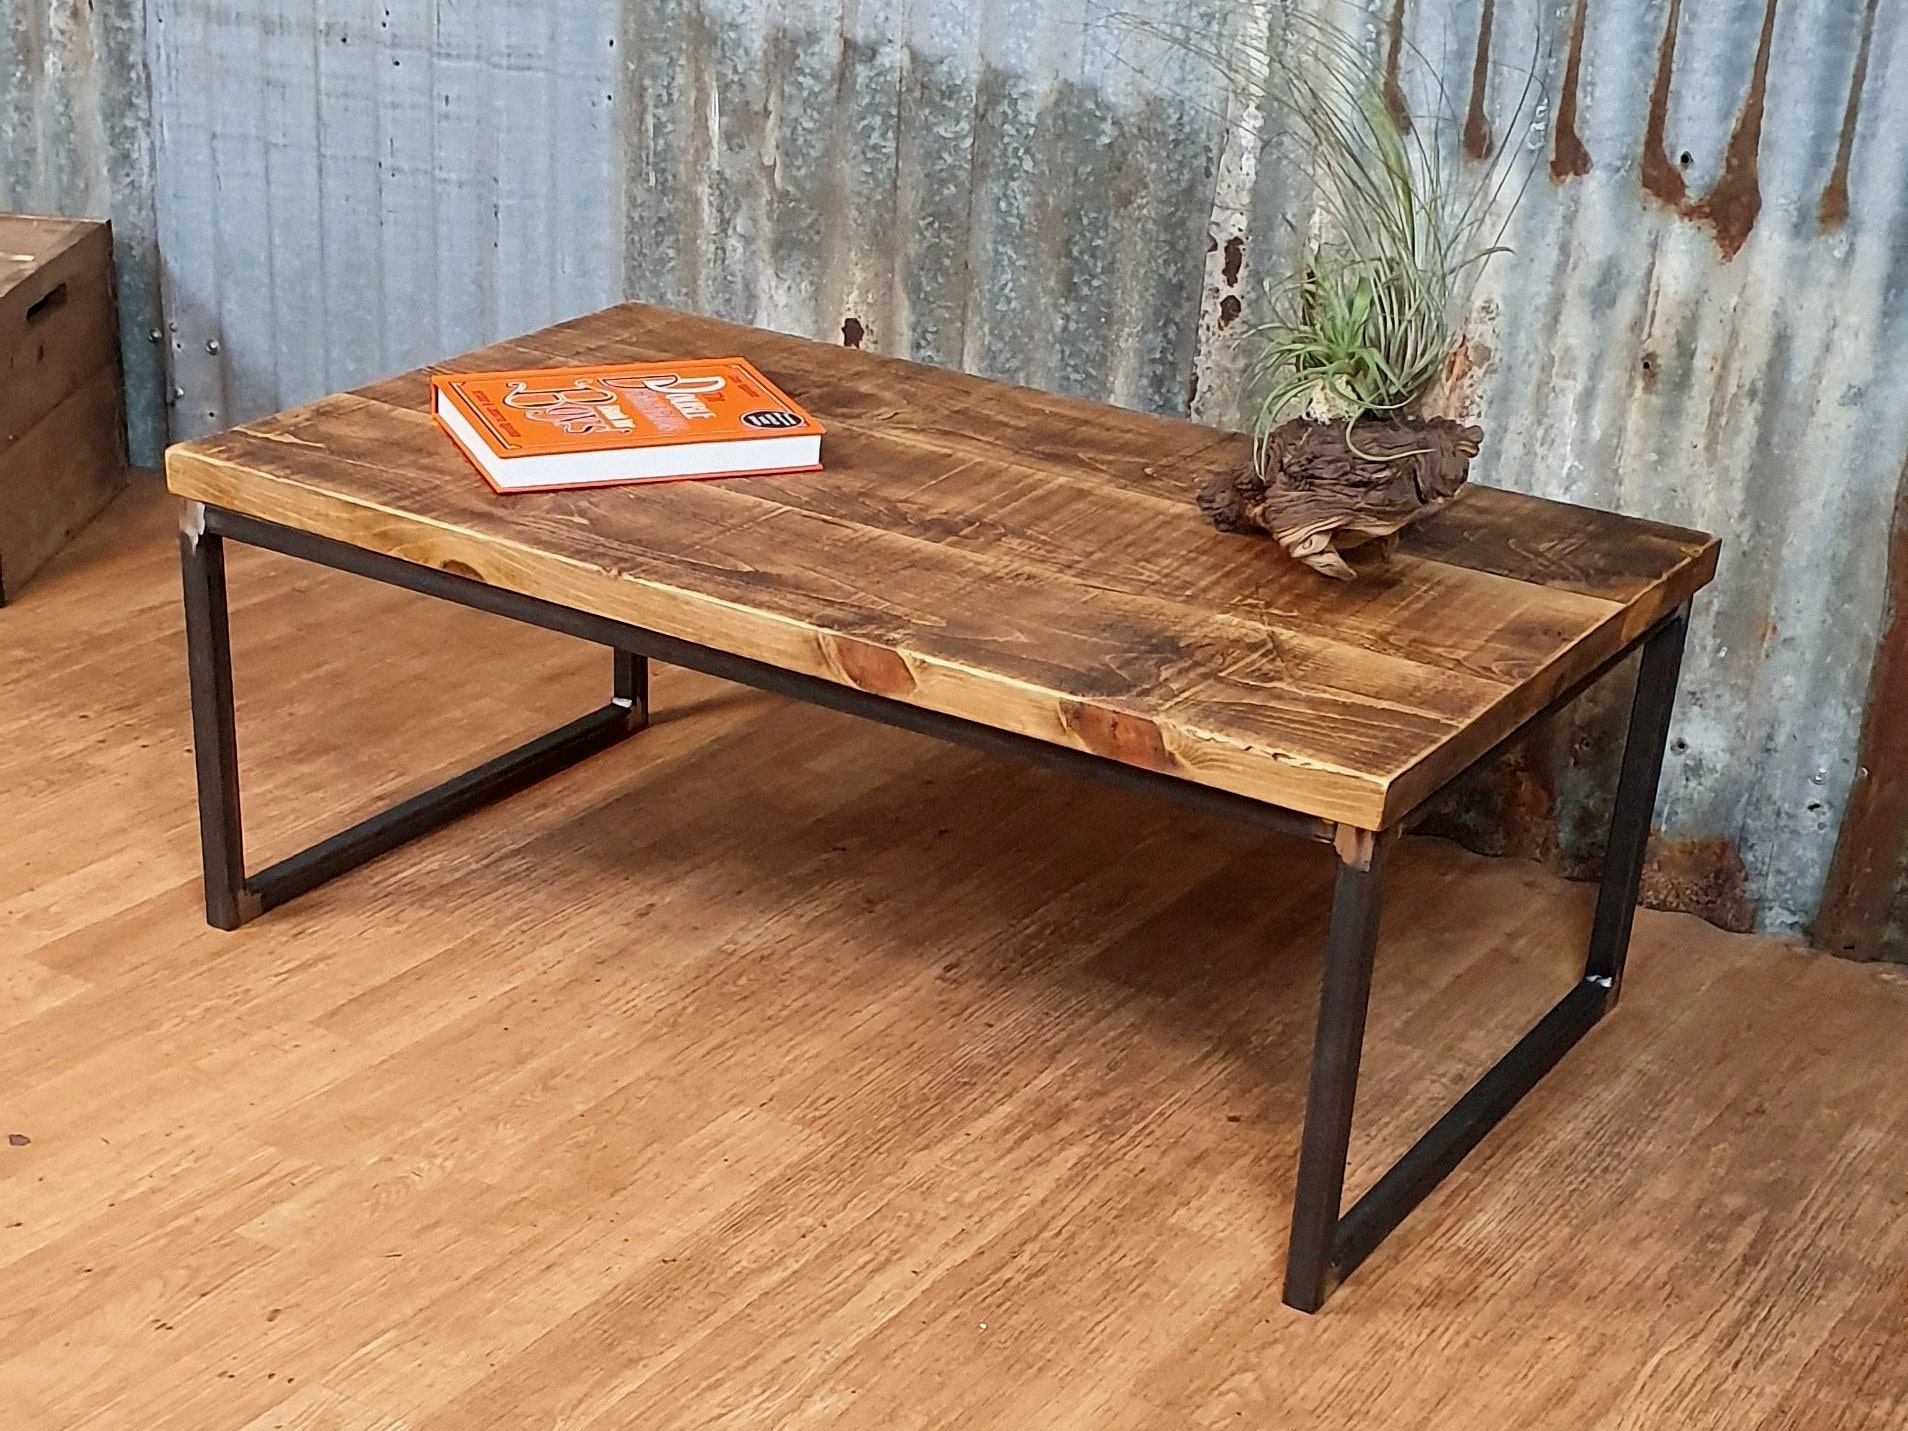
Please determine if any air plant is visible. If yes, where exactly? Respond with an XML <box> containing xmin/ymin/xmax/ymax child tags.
<box><xmin>1122</xmin><ymin>5</ymin><xmax>1540</xmax><ymax>469</ymax></box>
<box><xmin>1109</xmin><ymin>5</ymin><xmax>1543</xmax><ymax>576</ymax></box>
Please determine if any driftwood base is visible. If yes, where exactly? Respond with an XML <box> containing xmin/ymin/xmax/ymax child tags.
<box><xmin>1198</xmin><ymin>416</ymin><xmax>1482</xmax><ymax>579</ymax></box>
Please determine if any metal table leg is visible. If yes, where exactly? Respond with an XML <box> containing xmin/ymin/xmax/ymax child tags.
<box><xmin>1283</xmin><ymin>826</ymin><xmax>1394</xmax><ymax>1311</ymax></box>
<box><xmin>178</xmin><ymin>493</ymin><xmax>1697</xmax><ymax>1306</ymax></box>
<box><xmin>178</xmin><ymin>502</ymin><xmax>649</xmax><ymax>931</ymax></box>
<box><xmin>1585</xmin><ymin>610</ymin><xmax>1692</xmax><ymax>1005</ymax></box>
<box><xmin>1282</xmin><ymin>607</ymin><xmax>1691</xmax><ymax>1312</ymax></box>
<box><xmin>180</xmin><ymin>505</ymin><xmax>252</xmax><ymax>929</ymax></box>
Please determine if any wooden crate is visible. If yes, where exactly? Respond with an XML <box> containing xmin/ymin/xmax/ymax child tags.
<box><xmin>0</xmin><ymin>214</ymin><xmax>127</xmax><ymax>604</ymax></box>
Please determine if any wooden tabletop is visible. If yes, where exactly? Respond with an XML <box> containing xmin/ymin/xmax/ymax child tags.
<box><xmin>165</xmin><ymin>303</ymin><xmax>1718</xmax><ymax>830</ymax></box>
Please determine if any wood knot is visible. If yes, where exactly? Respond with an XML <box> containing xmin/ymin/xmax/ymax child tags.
<box><xmin>825</xmin><ymin>635</ymin><xmax>917</xmax><ymax>698</ymax></box>
<box><xmin>1060</xmin><ymin>701</ymin><xmax>1173</xmax><ymax>771</ymax></box>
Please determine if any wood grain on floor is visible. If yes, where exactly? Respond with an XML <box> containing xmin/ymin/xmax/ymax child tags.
<box><xmin>2</xmin><ymin>481</ymin><xmax>1903</xmax><ymax>1430</ymax></box>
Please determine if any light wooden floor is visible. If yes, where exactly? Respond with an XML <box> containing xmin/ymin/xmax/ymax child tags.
<box><xmin>5</xmin><ymin>481</ymin><xmax>1907</xmax><ymax>1430</ymax></box>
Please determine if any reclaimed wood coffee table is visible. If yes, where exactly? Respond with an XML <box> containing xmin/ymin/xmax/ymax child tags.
<box><xmin>167</xmin><ymin>303</ymin><xmax>1718</xmax><ymax>1311</ymax></box>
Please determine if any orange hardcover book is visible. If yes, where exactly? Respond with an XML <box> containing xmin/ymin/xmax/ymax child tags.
<box><xmin>431</xmin><ymin>357</ymin><xmax>825</xmax><ymax>493</ymax></box>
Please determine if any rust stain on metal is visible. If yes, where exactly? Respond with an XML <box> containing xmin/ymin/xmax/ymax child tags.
<box><xmin>1490</xmin><ymin>746</ymin><xmax>1561</xmax><ymax>864</ymax></box>
<box><xmin>1684</xmin><ymin>0</ymin><xmax>1778</xmax><ymax>259</ymax></box>
<box><xmin>1640</xmin><ymin>0</ymin><xmax>1688</xmax><ymax>208</ymax></box>
<box><xmin>1218</xmin><ymin>294</ymin><xmax>1242</xmax><ymax>329</ymax></box>
<box><xmin>841</xmin><ymin>315</ymin><xmax>865</xmax><ymax>348</ymax></box>
<box><xmin>1221</xmin><ymin>235</ymin><xmax>1243</xmax><ymax>287</ymax></box>
<box><xmin>1417</xmin><ymin>730</ymin><xmax>1561</xmax><ymax>868</ymax></box>
<box><xmin>1639</xmin><ymin>0</ymin><xmax>1776</xmax><ymax>258</ymax></box>
<box><xmin>1818</xmin><ymin>0</ymin><xmax>1878</xmax><ymax>231</ymax></box>
<box><xmin>1549</xmin><ymin>0</ymin><xmax>1592</xmax><ymax>181</ymax></box>
<box><xmin>1420</xmin><ymin>676</ymin><xmax>1760</xmax><ymax>937</ymax></box>
<box><xmin>1506</xmin><ymin>765</ymin><xmax>1559</xmax><ymax>861</ymax></box>
<box><xmin>1433</xmin><ymin>334</ymin><xmax>1488</xmax><ymax>423</ymax></box>
<box><xmin>1816</xmin><ymin>455</ymin><xmax>1908</xmax><ymax>961</ymax></box>
<box><xmin>1640</xmin><ymin>836</ymin><xmax>1755</xmax><ymax>933</ymax></box>
<box><xmin>1462</xmin><ymin>0</ymin><xmax>1495</xmax><ymax>160</ymax></box>
<box><xmin>1383</xmin><ymin>0</ymin><xmax>1412</xmax><ymax>133</ymax></box>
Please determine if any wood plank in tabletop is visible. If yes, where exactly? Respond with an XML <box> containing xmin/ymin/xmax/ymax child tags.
<box><xmin>166</xmin><ymin>304</ymin><xmax>1718</xmax><ymax>830</ymax></box>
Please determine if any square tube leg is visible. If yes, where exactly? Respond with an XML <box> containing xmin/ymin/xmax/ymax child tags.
<box><xmin>180</xmin><ymin>508</ymin><xmax>254</xmax><ymax>930</ymax></box>
<box><xmin>178</xmin><ymin>503</ymin><xmax>651</xmax><ymax>930</ymax></box>
<box><xmin>1586</xmin><ymin>607</ymin><xmax>1691</xmax><ymax>1003</ymax></box>
<box><xmin>1281</xmin><ymin>606</ymin><xmax>1692</xmax><ymax>1312</ymax></box>
<box><xmin>1283</xmin><ymin>827</ymin><xmax>1394</xmax><ymax>1312</ymax></box>
<box><xmin>614</xmin><ymin>648</ymin><xmax>650</xmax><ymax>732</ymax></box>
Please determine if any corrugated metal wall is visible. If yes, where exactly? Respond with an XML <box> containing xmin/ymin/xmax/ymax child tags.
<box><xmin>8</xmin><ymin>0</ymin><xmax>1908</xmax><ymax>943</ymax></box>
<box><xmin>1205</xmin><ymin>0</ymin><xmax>1908</xmax><ymax>940</ymax></box>
<box><xmin>619</xmin><ymin>0</ymin><xmax>1221</xmax><ymax>413</ymax></box>
<box><xmin>0</xmin><ymin>0</ymin><xmax>163</xmax><ymax>464</ymax></box>
<box><xmin>142</xmin><ymin>2</ymin><xmax>625</xmax><ymax>439</ymax></box>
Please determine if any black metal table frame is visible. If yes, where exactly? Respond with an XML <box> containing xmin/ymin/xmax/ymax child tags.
<box><xmin>179</xmin><ymin>499</ymin><xmax>1690</xmax><ymax>1313</ymax></box>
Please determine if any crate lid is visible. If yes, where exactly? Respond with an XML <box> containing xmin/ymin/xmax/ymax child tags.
<box><xmin>0</xmin><ymin>214</ymin><xmax>105</xmax><ymax>299</ymax></box>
